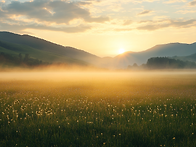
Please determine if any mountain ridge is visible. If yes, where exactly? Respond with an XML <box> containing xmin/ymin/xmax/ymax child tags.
<box><xmin>0</xmin><ymin>31</ymin><xmax>99</xmax><ymax>63</ymax></box>
<box><xmin>0</xmin><ymin>31</ymin><xmax>196</xmax><ymax>69</ymax></box>
<box><xmin>113</xmin><ymin>42</ymin><xmax>196</xmax><ymax>68</ymax></box>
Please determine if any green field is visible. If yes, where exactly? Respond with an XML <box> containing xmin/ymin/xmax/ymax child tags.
<box><xmin>0</xmin><ymin>71</ymin><xmax>196</xmax><ymax>147</ymax></box>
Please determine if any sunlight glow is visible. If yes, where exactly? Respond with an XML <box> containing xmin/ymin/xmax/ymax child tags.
<box><xmin>118</xmin><ymin>48</ymin><xmax>125</xmax><ymax>54</ymax></box>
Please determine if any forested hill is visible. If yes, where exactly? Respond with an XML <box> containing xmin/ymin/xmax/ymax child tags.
<box><xmin>0</xmin><ymin>38</ymin><xmax>90</xmax><ymax>66</ymax></box>
<box><xmin>1</xmin><ymin>31</ymin><xmax>196</xmax><ymax>69</ymax></box>
<box><xmin>146</xmin><ymin>57</ymin><xmax>196</xmax><ymax>69</ymax></box>
<box><xmin>0</xmin><ymin>32</ymin><xmax>99</xmax><ymax>64</ymax></box>
<box><xmin>0</xmin><ymin>52</ymin><xmax>48</xmax><ymax>68</ymax></box>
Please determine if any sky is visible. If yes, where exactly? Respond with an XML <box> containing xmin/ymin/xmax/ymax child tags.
<box><xmin>0</xmin><ymin>0</ymin><xmax>196</xmax><ymax>57</ymax></box>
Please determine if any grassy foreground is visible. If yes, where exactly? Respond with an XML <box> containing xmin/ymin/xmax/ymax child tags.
<box><xmin>0</xmin><ymin>71</ymin><xmax>196</xmax><ymax>147</ymax></box>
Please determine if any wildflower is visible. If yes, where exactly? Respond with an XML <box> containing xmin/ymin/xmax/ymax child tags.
<box><xmin>87</xmin><ymin>122</ymin><xmax>93</xmax><ymax>124</ymax></box>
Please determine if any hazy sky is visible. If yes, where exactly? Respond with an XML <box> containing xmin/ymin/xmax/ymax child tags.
<box><xmin>0</xmin><ymin>0</ymin><xmax>196</xmax><ymax>57</ymax></box>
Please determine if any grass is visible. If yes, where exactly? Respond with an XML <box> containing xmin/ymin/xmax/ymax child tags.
<box><xmin>0</xmin><ymin>71</ymin><xmax>196</xmax><ymax>147</ymax></box>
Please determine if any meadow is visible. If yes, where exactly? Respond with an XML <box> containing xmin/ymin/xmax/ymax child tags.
<box><xmin>0</xmin><ymin>71</ymin><xmax>196</xmax><ymax>147</ymax></box>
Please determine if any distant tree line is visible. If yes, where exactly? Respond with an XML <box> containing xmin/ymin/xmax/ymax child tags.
<box><xmin>127</xmin><ymin>57</ymin><xmax>196</xmax><ymax>70</ymax></box>
<box><xmin>127</xmin><ymin>63</ymin><xmax>146</xmax><ymax>70</ymax></box>
<box><xmin>147</xmin><ymin>57</ymin><xmax>196</xmax><ymax>69</ymax></box>
<box><xmin>0</xmin><ymin>52</ymin><xmax>49</xmax><ymax>67</ymax></box>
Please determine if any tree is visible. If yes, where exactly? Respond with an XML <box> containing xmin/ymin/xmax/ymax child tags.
<box><xmin>133</xmin><ymin>63</ymin><xmax>138</xmax><ymax>67</ymax></box>
<box><xmin>24</xmin><ymin>53</ymin><xmax>29</xmax><ymax>62</ymax></box>
<box><xmin>18</xmin><ymin>53</ymin><xmax>22</xmax><ymax>61</ymax></box>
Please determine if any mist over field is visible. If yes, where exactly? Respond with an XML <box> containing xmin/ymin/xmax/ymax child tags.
<box><xmin>0</xmin><ymin>70</ymin><xmax>196</xmax><ymax>147</ymax></box>
<box><xmin>1</xmin><ymin>0</ymin><xmax>196</xmax><ymax>146</ymax></box>
<box><xmin>1</xmin><ymin>70</ymin><xmax>196</xmax><ymax>82</ymax></box>
<box><xmin>1</xmin><ymin>32</ymin><xmax>196</xmax><ymax>146</ymax></box>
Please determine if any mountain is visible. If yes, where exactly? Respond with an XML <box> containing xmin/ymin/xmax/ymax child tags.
<box><xmin>183</xmin><ymin>53</ymin><xmax>196</xmax><ymax>62</ymax></box>
<box><xmin>172</xmin><ymin>53</ymin><xmax>196</xmax><ymax>63</ymax></box>
<box><xmin>0</xmin><ymin>40</ymin><xmax>90</xmax><ymax>66</ymax></box>
<box><xmin>146</xmin><ymin>57</ymin><xmax>196</xmax><ymax>69</ymax></box>
<box><xmin>1</xmin><ymin>31</ymin><xmax>196</xmax><ymax>69</ymax></box>
<box><xmin>0</xmin><ymin>51</ymin><xmax>47</xmax><ymax>68</ymax></box>
<box><xmin>111</xmin><ymin>42</ymin><xmax>196</xmax><ymax>68</ymax></box>
<box><xmin>0</xmin><ymin>32</ymin><xmax>100</xmax><ymax>65</ymax></box>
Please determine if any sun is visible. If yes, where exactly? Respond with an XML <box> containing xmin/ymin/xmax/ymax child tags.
<box><xmin>118</xmin><ymin>48</ymin><xmax>125</xmax><ymax>54</ymax></box>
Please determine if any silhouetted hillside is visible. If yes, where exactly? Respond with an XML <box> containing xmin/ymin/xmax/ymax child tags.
<box><xmin>0</xmin><ymin>52</ymin><xmax>47</xmax><ymax>67</ymax></box>
<box><xmin>0</xmin><ymin>32</ymin><xmax>100</xmax><ymax>64</ymax></box>
<box><xmin>146</xmin><ymin>57</ymin><xmax>196</xmax><ymax>69</ymax></box>
<box><xmin>172</xmin><ymin>52</ymin><xmax>196</xmax><ymax>63</ymax></box>
<box><xmin>1</xmin><ymin>31</ymin><xmax>196</xmax><ymax>69</ymax></box>
<box><xmin>112</xmin><ymin>42</ymin><xmax>196</xmax><ymax>68</ymax></box>
<box><xmin>0</xmin><ymin>40</ymin><xmax>89</xmax><ymax>66</ymax></box>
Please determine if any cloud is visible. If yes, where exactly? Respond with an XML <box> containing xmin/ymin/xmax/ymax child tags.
<box><xmin>77</xmin><ymin>0</ymin><xmax>101</xmax><ymax>6</ymax></box>
<box><xmin>1</xmin><ymin>0</ymin><xmax>109</xmax><ymax>23</ymax></box>
<box><xmin>0</xmin><ymin>20</ymin><xmax>91</xmax><ymax>33</ymax></box>
<box><xmin>111</xmin><ymin>19</ymin><xmax>196</xmax><ymax>33</ymax></box>
<box><xmin>123</xmin><ymin>20</ymin><xmax>132</xmax><ymax>25</ymax></box>
<box><xmin>171</xmin><ymin>19</ymin><xmax>196</xmax><ymax>27</ymax></box>
<box><xmin>0</xmin><ymin>0</ymin><xmax>196</xmax><ymax>34</ymax></box>
<box><xmin>189</xmin><ymin>0</ymin><xmax>196</xmax><ymax>6</ymax></box>
<box><xmin>0</xmin><ymin>9</ymin><xmax>5</xmax><ymax>17</ymax></box>
<box><xmin>137</xmin><ymin>19</ymin><xmax>196</xmax><ymax>30</ymax></box>
<box><xmin>114</xmin><ymin>28</ymin><xmax>133</xmax><ymax>32</ymax></box>
<box><xmin>138</xmin><ymin>10</ymin><xmax>153</xmax><ymax>16</ymax></box>
<box><xmin>177</xmin><ymin>10</ymin><xmax>196</xmax><ymax>14</ymax></box>
<box><xmin>164</xmin><ymin>0</ymin><xmax>187</xmax><ymax>4</ymax></box>
<box><xmin>0</xmin><ymin>0</ymin><xmax>109</xmax><ymax>33</ymax></box>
